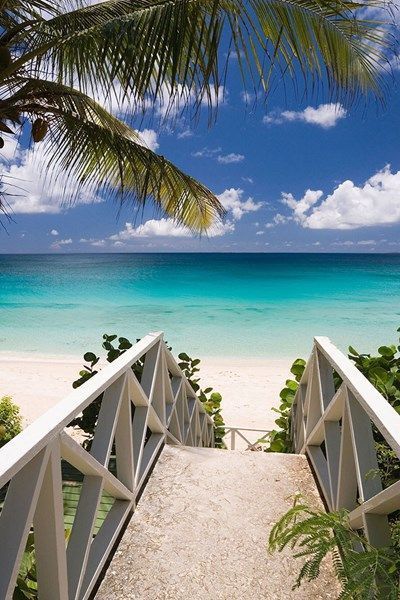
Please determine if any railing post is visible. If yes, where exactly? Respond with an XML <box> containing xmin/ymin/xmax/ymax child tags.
<box><xmin>230</xmin><ymin>430</ymin><xmax>236</xmax><ymax>450</ymax></box>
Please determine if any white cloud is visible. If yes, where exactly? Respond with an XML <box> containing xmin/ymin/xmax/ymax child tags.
<box><xmin>110</xmin><ymin>217</ymin><xmax>234</xmax><ymax>241</ymax></box>
<box><xmin>110</xmin><ymin>219</ymin><xmax>192</xmax><ymax>239</ymax></box>
<box><xmin>242</xmin><ymin>176</ymin><xmax>253</xmax><ymax>184</ymax></box>
<box><xmin>217</xmin><ymin>188</ymin><xmax>262</xmax><ymax>220</ymax></box>
<box><xmin>51</xmin><ymin>238</ymin><xmax>72</xmax><ymax>249</ymax></box>
<box><xmin>137</xmin><ymin>129</ymin><xmax>159</xmax><ymax>152</ymax></box>
<box><xmin>217</xmin><ymin>153</ymin><xmax>245</xmax><ymax>164</ymax></box>
<box><xmin>0</xmin><ymin>137</ymin><xmax>19</xmax><ymax>161</ymax></box>
<box><xmin>192</xmin><ymin>147</ymin><xmax>244</xmax><ymax>164</ymax></box>
<box><xmin>241</xmin><ymin>91</ymin><xmax>254</xmax><ymax>104</ymax></box>
<box><xmin>263</xmin><ymin>103</ymin><xmax>347</xmax><ymax>129</ymax></box>
<box><xmin>256</xmin><ymin>230</ymin><xmax>264</xmax><ymax>235</ymax></box>
<box><xmin>202</xmin><ymin>86</ymin><xmax>225</xmax><ymax>107</ymax></box>
<box><xmin>156</xmin><ymin>84</ymin><xmax>225</xmax><ymax>119</ymax></box>
<box><xmin>265</xmin><ymin>213</ymin><xmax>291</xmax><ymax>228</ymax></box>
<box><xmin>177</xmin><ymin>129</ymin><xmax>193</xmax><ymax>139</ymax></box>
<box><xmin>331</xmin><ymin>239</ymin><xmax>377</xmax><ymax>247</ymax></box>
<box><xmin>0</xmin><ymin>143</ymin><xmax>102</xmax><ymax>214</ymax></box>
<box><xmin>192</xmin><ymin>147</ymin><xmax>222</xmax><ymax>158</ymax></box>
<box><xmin>282</xmin><ymin>165</ymin><xmax>400</xmax><ymax>229</ymax></box>
<box><xmin>50</xmin><ymin>229</ymin><xmax>59</xmax><ymax>236</ymax></box>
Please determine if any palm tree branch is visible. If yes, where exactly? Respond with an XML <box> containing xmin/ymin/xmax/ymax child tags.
<box><xmin>1</xmin><ymin>0</ymin><xmax>390</xmax><ymax>114</ymax></box>
<box><xmin>5</xmin><ymin>78</ymin><xmax>225</xmax><ymax>231</ymax></box>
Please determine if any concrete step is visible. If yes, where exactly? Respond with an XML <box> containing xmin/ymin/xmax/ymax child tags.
<box><xmin>96</xmin><ymin>446</ymin><xmax>339</xmax><ymax>600</ymax></box>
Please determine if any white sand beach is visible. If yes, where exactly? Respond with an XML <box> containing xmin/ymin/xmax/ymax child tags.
<box><xmin>0</xmin><ymin>353</ymin><xmax>292</xmax><ymax>432</ymax></box>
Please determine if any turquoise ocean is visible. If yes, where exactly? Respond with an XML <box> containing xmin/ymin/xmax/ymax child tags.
<box><xmin>0</xmin><ymin>253</ymin><xmax>399</xmax><ymax>359</ymax></box>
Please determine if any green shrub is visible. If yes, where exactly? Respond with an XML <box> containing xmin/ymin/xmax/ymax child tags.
<box><xmin>0</xmin><ymin>396</ymin><xmax>22</xmax><ymax>448</ymax></box>
<box><xmin>268</xmin><ymin>495</ymin><xmax>400</xmax><ymax>599</ymax></box>
<box><xmin>70</xmin><ymin>334</ymin><xmax>225</xmax><ymax>448</ymax></box>
<box><xmin>264</xmin><ymin>359</ymin><xmax>306</xmax><ymax>453</ymax></box>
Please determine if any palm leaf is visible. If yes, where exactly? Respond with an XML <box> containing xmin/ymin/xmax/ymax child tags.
<box><xmin>3</xmin><ymin>78</ymin><xmax>225</xmax><ymax>231</ymax></box>
<box><xmin>2</xmin><ymin>0</ymin><xmax>389</xmax><ymax>115</ymax></box>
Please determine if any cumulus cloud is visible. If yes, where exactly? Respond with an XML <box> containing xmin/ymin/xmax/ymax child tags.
<box><xmin>50</xmin><ymin>229</ymin><xmax>59</xmax><ymax>236</ymax></box>
<box><xmin>217</xmin><ymin>153</ymin><xmax>245</xmax><ymax>164</ymax></box>
<box><xmin>0</xmin><ymin>142</ymin><xmax>102</xmax><ymax>214</ymax></box>
<box><xmin>263</xmin><ymin>103</ymin><xmax>347</xmax><ymax>128</ymax></box>
<box><xmin>110</xmin><ymin>219</ymin><xmax>193</xmax><ymax>239</ymax></box>
<box><xmin>281</xmin><ymin>165</ymin><xmax>400</xmax><ymax>229</ymax></box>
<box><xmin>265</xmin><ymin>213</ymin><xmax>291</xmax><ymax>228</ymax></box>
<box><xmin>137</xmin><ymin>129</ymin><xmax>159</xmax><ymax>151</ymax></box>
<box><xmin>110</xmin><ymin>217</ymin><xmax>234</xmax><ymax>241</ymax></box>
<box><xmin>217</xmin><ymin>188</ymin><xmax>262</xmax><ymax>220</ymax></box>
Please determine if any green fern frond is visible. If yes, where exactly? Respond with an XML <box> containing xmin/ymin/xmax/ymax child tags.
<box><xmin>268</xmin><ymin>496</ymin><xmax>400</xmax><ymax>599</ymax></box>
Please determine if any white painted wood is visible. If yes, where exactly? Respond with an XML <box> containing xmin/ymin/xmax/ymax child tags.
<box><xmin>306</xmin><ymin>446</ymin><xmax>333</xmax><ymax>511</ymax></box>
<box><xmin>0</xmin><ymin>332</ymin><xmax>214</xmax><ymax>599</ymax></box>
<box><xmin>114</xmin><ymin>393</ymin><xmax>135</xmax><ymax>491</ymax></box>
<box><xmin>67</xmin><ymin>475</ymin><xmax>103</xmax><ymax>599</ymax></box>
<box><xmin>90</xmin><ymin>374</ymin><xmax>126</xmax><ymax>466</ymax></box>
<box><xmin>0</xmin><ymin>332</ymin><xmax>163</xmax><ymax>486</ymax></box>
<box><xmin>137</xmin><ymin>434</ymin><xmax>165</xmax><ymax>490</ymax></box>
<box><xmin>294</xmin><ymin>336</ymin><xmax>400</xmax><ymax>548</ymax></box>
<box><xmin>60</xmin><ymin>432</ymin><xmax>132</xmax><ymax>501</ymax></box>
<box><xmin>349</xmin><ymin>480</ymin><xmax>400</xmax><ymax>528</ymax></box>
<box><xmin>315</xmin><ymin>336</ymin><xmax>400</xmax><ymax>456</ymax></box>
<box><xmin>79</xmin><ymin>500</ymin><xmax>133</xmax><ymax>600</ymax></box>
<box><xmin>316</xmin><ymin>350</ymin><xmax>335</xmax><ymax>410</ymax></box>
<box><xmin>132</xmin><ymin>406</ymin><xmax>149</xmax><ymax>480</ymax></box>
<box><xmin>346</xmin><ymin>391</ymin><xmax>382</xmax><ymax>502</ymax></box>
<box><xmin>323</xmin><ymin>421</ymin><xmax>341</xmax><ymax>511</ymax></box>
<box><xmin>34</xmin><ymin>440</ymin><xmax>69</xmax><ymax>600</ymax></box>
<box><xmin>0</xmin><ymin>447</ymin><xmax>50</xmax><ymax>600</ymax></box>
<box><xmin>362</xmin><ymin>513</ymin><xmax>391</xmax><ymax>548</ymax></box>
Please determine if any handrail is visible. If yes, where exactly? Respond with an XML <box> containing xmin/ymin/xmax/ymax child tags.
<box><xmin>222</xmin><ymin>426</ymin><xmax>270</xmax><ymax>450</ymax></box>
<box><xmin>292</xmin><ymin>336</ymin><xmax>400</xmax><ymax>548</ymax></box>
<box><xmin>0</xmin><ymin>332</ymin><xmax>214</xmax><ymax>600</ymax></box>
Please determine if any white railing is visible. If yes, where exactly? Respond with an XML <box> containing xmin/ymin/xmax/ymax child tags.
<box><xmin>292</xmin><ymin>336</ymin><xmax>400</xmax><ymax>547</ymax></box>
<box><xmin>222</xmin><ymin>426</ymin><xmax>270</xmax><ymax>450</ymax></box>
<box><xmin>0</xmin><ymin>332</ymin><xmax>214</xmax><ymax>600</ymax></box>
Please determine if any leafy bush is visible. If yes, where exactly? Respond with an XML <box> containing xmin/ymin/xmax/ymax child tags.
<box><xmin>264</xmin><ymin>359</ymin><xmax>306</xmax><ymax>453</ymax></box>
<box><xmin>265</xmin><ymin>328</ymin><xmax>400</xmax><ymax>460</ymax></box>
<box><xmin>0</xmin><ymin>396</ymin><xmax>22</xmax><ymax>448</ymax></box>
<box><xmin>269</xmin><ymin>496</ymin><xmax>400</xmax><ymax>599</ymax></box>
<box><xmin>177</xmin><ymin>352</ymin><xmax>225</xmax><ymax>447</ymax></box>
<box><xmin>70</xmin><ymin>334</ymin><xmax>225</xmax><ymax>448</ymax></box>
<box><xmin>14</xmin><ymin>532</ymin><xmax>37</xmax><ymax>600</ymax></box>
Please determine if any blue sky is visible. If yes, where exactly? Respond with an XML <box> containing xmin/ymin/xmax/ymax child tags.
<box><xmin>1</xmin><ymin>55</ymin><xmax>400</xmax><ymax>253</ymax></box>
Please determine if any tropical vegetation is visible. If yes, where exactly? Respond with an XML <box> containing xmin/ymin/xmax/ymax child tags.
<box><xmin>269</xmin><ymin>495</ymin><xmax>400</xmax><ymax>599</ymax></box>
<box><xmin>0</xmin><ymin>0</ymin><xmax>389</xmax><ymax>228</ymax></box>
<box><xmin>70</xmin><ymin>333</ymin><xmax>226</xmax><ymax>447</ymax></box>
<box><xmin>266</xmin><ymin>330</ymin><xmax>400</xmax><ymax>597</ymax></box>
<box><xmin>0</xmin><ymin>395</ymin><xmax>22</xmax><ymax>447</ymax></box>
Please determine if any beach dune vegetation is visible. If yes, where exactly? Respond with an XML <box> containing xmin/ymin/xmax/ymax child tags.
<box><xmin>0</xmin><ymin>0</ymin><xmax>389</xmax><ymax>230</ymax></box>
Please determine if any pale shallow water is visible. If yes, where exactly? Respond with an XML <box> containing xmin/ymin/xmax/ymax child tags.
<box><xmin>0</xmin><ymin>253</ymin><xmax>399</xmax><ymax>358</ymax></box>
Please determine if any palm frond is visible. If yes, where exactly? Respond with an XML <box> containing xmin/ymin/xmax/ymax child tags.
<box><xmin>2</xmin><ymin>0</ymin><xmax>390</xmax><ymax>117</ymax></box>
<box><xmin>4</xmin><ymin>78</ymin><xmax>225</xmax><ymax>231</ymax></box>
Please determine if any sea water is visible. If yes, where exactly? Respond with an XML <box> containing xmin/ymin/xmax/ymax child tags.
<box><xmin>0</xmin><ymin>253</ymin><xmax>399</xmax><ymax>359</ymax></box>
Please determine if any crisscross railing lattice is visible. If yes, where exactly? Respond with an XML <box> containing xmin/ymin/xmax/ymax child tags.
<box><xmin>292</xmin><ymin>336</ymin><xmax>400</xmax><ymax>548</ymax></box>
<box><xmin>0</xmin><ymin>332</ymin><xmax>214</xmax><ymax>600</ymax></box>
